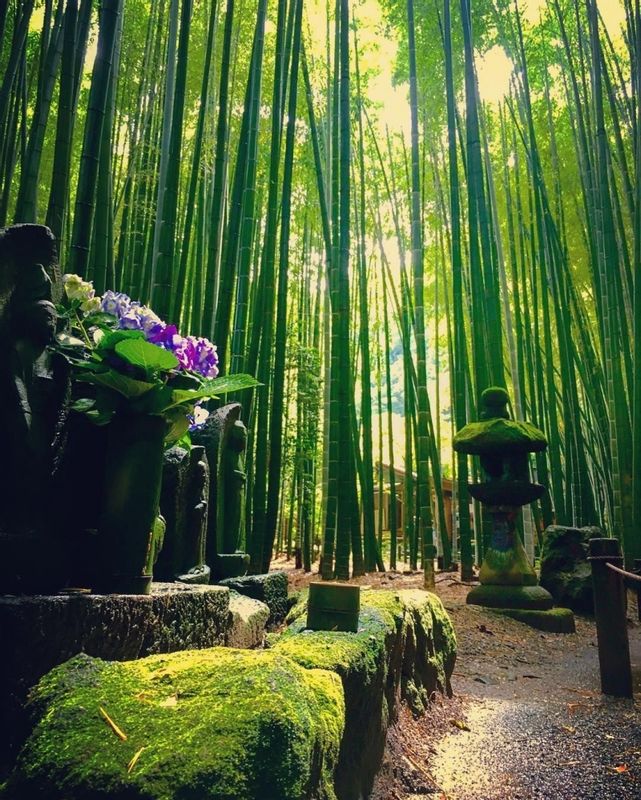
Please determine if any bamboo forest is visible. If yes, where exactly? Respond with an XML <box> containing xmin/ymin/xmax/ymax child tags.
<box><xmin>0</xmin><ymin>0</ymin><xmax>638</xmax><ymax>584</ymax></box>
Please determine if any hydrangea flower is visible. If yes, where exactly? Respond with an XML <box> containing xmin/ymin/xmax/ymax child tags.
<box><xmin>64</xmin><ymin>273</ymin><xmax>95</xmax><ymax>304</ymax></box>
<box><xmin>189</xmin><ymin>404</ymin><xmax>210</xmax><ymax>431</ymax></box>
<box><xmin>81</xmin><ymin>295</ymin><xmax>102</xmax><ymax>314</ymax></box>
<box><xmin>71</xmin><ymin>279</ymin><xmax>219</xmax><ymax>378</ymax></box>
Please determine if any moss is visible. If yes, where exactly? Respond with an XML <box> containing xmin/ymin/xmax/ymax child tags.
<box><xmin>492</xmin><ymin>607</ymin><xmax>576</xmax><ymax>633</ymax></box>
<box><xmin>8</xmin><ymin>649</ymin><xmax>344</xmax><ymax>800</ymax></box>
<box><xmin>467</xmin><ymin>583</ymin><xmax>554</xmax><ymax>611</ymax></box>
<box><xmin>10</xmin><ymin>589</ymin><xmax>457</xmax><ymax>800</ymax></box>
<box><xmin>479</xmin><ymin>538</ymin><xmax>538</xmax><ymax>586</ymax></box>
<box><xmin>275</xmin><ymin>588</ymin><xmax>457</xmax><ymax>800</ymax></box>
<box><xmin>453</xmin><ymin>418</ymin><xmax>547</xmax><ymax>455</ymax></box>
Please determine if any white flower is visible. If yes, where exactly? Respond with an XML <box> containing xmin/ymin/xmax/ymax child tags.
<box><xmin>81</xmin><ymin>295</ymin><xmax>101</xmax><ymax>313</ymax></box>
<box><xmin>63</xmin><ymin>273</ymin><xmax>95</xmax><ymax>303</ymax></box>
<box><xmin>192</xmin><ymin>406</ymin><xmax>210</xmax><ymax>426</ymax></box>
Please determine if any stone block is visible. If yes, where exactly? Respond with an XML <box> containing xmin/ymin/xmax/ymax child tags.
<box><xmin>5</xmin><ymin>649</ymin><xmax>344</xmax><ymax>800</ymax></box>
<box><xmin>219</xmin><ymin>571</ymin><xmax>289</xmax><ymax>625</ymax></box>
<box><xmin>226</xmin><ymin>592</ymin><xmax>270</xmax><ymax>649</ymax></box>
<box><xmin>275</xmin><ymin>588</ymin><xmax>456</xmax><ymax>800</ymax></box>
<box><xmin>0</xmin><ymin>584</ymin><xmax>229</xmax><ymax>764</ymax></box>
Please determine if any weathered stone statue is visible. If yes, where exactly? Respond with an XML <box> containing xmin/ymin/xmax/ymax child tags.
<box><xmin>156</xmin><ymin>445</ymin><xmax>211</xmax><ymax>584</ymax></box>
<box><xmin>192</xmin><ymin>403</ymin><xmax>250</xmax><ymax>580</ymax></box>
<box><xmin>0</xmin><ymin>225</ymin><xmax>70</xmax><ymax>593</ymax></box>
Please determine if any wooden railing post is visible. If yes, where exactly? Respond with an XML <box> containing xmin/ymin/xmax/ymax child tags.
<box><xmin>588</xmin><ymin>538</ymin><xmax>633</xmax><ymax>698</ymax></box>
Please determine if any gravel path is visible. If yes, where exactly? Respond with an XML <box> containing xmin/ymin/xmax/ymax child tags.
<box><xmin>371</xmin><ymin>579</ymin><xmax>641</xmax><ymax>800</ymax></box>
<box><xmin>280</xmin><ymin>561</ymin><xmax>641</xmax><ymax>799</ymax></box>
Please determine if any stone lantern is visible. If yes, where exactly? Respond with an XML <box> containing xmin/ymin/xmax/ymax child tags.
<box><xmin>453</xmin><ymin>387</ymin><xmax>554</xmax><ymax>611</ymax></box>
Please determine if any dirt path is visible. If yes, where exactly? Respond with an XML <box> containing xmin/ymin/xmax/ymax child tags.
<box><xmin>278</xmin><ymin>561</ymin><xmax>641</xmax><ymax>799</ymax></box>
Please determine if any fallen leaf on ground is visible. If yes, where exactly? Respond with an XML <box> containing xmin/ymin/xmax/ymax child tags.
<box><xmin>127</xmin><ymin>747</ymin><xmax>145</xmax><ymax>773</ymax></box>
<box><xmin>159</xmin><ymin>695</ymin><xmax>178</xmax><ymax>707</ymax></box>
<box><xmin>449</xmin><ymin>719</ymin><xmax>471</xmax><ymax>731</ymax></box>
<box><xmin>561</xmin><ymin>725</ymin><xmax>576</xmax><ymax>734</ymax></box>
<box><xmin>610</xmin><ymin>765</ymin><xmax>629</xmax><ymax>773</ymax></box>
<box><xmin>99</xmin><ymin>706</ymin><xmax>127</xmax><ymax>741</ymax></box>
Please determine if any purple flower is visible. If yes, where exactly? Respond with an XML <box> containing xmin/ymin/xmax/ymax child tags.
<box><xmin>190</xmin><ymin>336</ymin><xmax>219</xmax><ymax>378</ymax></box>
<box><xmin>147</xmin><ymin>323</ymin><xmax>179</xmax><ymax>348</ymax></box>
<box><xmin>101</xmin><ymin>290</ymin><xmax>132</xmax><ymax>318</ymax></box>
<box><xmin>119</xmin><ymin>302</ymin><xmax>145</xmax><ymax>330</ymax></box>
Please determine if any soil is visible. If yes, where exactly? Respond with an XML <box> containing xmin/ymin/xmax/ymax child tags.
<box><xmin>275</xmin><ymin>558</ymin><xmax>641</xmax><ymax>800</ymax></box>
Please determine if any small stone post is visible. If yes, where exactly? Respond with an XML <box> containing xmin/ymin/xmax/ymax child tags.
<box><xmin>589</xmin><ymin>537</ymin><xmax>632</xmax><ymax>698</ymax></box>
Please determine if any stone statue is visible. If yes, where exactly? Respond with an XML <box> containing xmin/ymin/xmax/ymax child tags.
<box><xmin>0</xmin><ymin>225</ymin><xmax>68</xmax><ymax>531</ymax></box>
<box><xmin>156</xmin><ymin>445</ymin><xmax>211</xmax><ymax>584</ymax></box>
<box><xmin>0</xmin><ymin>225</ymin><xmax>71</xmax><ymax>593</ymax></box>
<box><xmin>219</xmin><ymin>419</ymin><xmax>247</xmax><ymax>554</ymax></box>
<box><xmin>191</xmin><ymin>403</ymin><xmax>250</xmax><ymax>580</ymax></box>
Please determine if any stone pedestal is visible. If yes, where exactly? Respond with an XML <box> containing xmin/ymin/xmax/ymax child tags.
<box><xmin>0</xmin><ymin>583</ymin><xmax>230</xmax><ymax>765</ymax></box>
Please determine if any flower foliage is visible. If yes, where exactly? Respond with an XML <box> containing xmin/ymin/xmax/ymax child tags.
<box><xmin>55</xmin><ymin>276</ymin><xmax>257</xmax><ymax>445</ymax></box>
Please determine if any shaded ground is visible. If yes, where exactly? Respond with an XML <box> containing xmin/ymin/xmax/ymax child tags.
<box><xmin>276</xmin><ymin>559</ymin><xmax>641</xmax><ymax>799</ymax></box>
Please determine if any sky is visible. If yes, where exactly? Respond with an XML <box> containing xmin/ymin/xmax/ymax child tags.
<box><xmin>305</xmin><ymin>0</ymin><xmax>628</xmax><ymax>129</ymax></box>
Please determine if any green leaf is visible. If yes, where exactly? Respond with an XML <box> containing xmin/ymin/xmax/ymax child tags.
<box><xmin>199</xmin><ymin>373</ymin><xmax>259</xmax><ymax>395</ymax></box>
<box><xmin>131</xmin><ymin>385</ymin><xmax>174</xmax><ymax>414</ymax></box>
<box><xmin>166</xmin><ymin>387</ymin><xmax>218</xmax><ymax>410</ymax></box>
<box><xmin>56</xmin><ymin>332</ymin><xmax>86</xmax><ymax>349</ymax></box>
<box><xmin>85</xmin><ymin>408</ymin><xmax>116</xmax><ymax>426</ymax></box>
<box><xmin>71</xmin><ymin>398</ymin><xmax>96</xmax><ymax>413</ymax></box>
<box><xmin>115</xmin><ymin>338</ymin><xmax>179</xmax><ymax>373</ymax></box>
<box><xmin>97</xmin><ymin>329</ymin><xmax>145</xmax><ymax>353</ymax></box>
<box><xmin>164</xmin><ymin>408</ymin><xmax>190</xmax><ymax>445</ymax></box>
<box><xmin>77</xmin><ymin>370</ymin><xmax>156</xmax><ymax>399</ymax></box>
<box><xmin>83</xmin><ymin>311</ymin><xmax>120</xmax><ymax>327</ymax></box>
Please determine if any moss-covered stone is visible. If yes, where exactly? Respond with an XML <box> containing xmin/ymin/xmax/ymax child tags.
<box><xmin>479</xmin><ymin>536</ymin><xmax>538</xmax><ymax>586</ymax></box>
<box><xmin>0</xmin><ymin>583</ymin><xmax>230</xmax><ymax>766</ymax></box>
<box><xmin>467</xmin><ymin>583</ymin><xmax>554</xmax><ymax>610</ymax></box>
<box><xmin>539</xmin><ymin>525</ymin><xmax>595</xmax><ymax>614</ymax></box>
<box><xmin>492</xmin><ymin>607</ymin><xmax>576</xmax><ymax>633</ymax></box>
<box><xmin>274</xmin><ymin>589</ymin><xmax>456</xmax><ymax>800</ymax></box>
<box><xmin>7</xmin><ymin>648</ymin><xmax>344</xmax><ymax>800</ymax></box>
<box><xmin>453</xmin><ymin>417</ymin><xmax>548</xmax><ymax>455</ymax></box>
<box><xmin>218</xmin><ymin>572</ymin><xmax>289</xmax><ymax>625</ymax></box>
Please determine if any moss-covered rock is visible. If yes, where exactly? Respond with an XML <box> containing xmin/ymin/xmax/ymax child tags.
<box><xmin>453</xmin><ymin>417</ymin><xmax>548</xmax><ymax>455</ymax></box>
<box><xmin>7</xmin><ymin>649</ymin><xmax>344</xmax><ymax>800</ymax></box>
<box><xmin>492</xmin><ymin>607</ymin><xmax>576</xmax><ymax>633</ymax></box>
<box><xmin>275</xmin><ymin>589</ymin><xmax>456</xmax><ymax>800</ymax></box>
<box><xmin>0</xmin><ymin>583</ymin><xmax>230</xmax><ymax>767</ymax></box>
<box><xmin>218</xmin><ymin>572</ymin><xmax>289</xmax><ymax>625</ymax></box>
<box><xmin>539</xmin><ymin>525</ymin><xmax>596</xmax><ymax>614</ymax></box>
<box><xmin>467</xmin><ymin>583</ymin><xmax>554</xmax><ymax>610</ymax></box>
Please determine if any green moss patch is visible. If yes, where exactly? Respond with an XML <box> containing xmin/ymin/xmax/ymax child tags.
<box><xmin>453</xmin><ymin>418</ymin><xmax>547</xmax><ymax>455</ymax></box>
<box><xmin>492</xmin><ymin>607</ymin><xmax>576</xmax><ymax>633</ymax></box>
<box><xmin>7</xmin><ymin>649</ymin><xmax>344</xmax><ymax>800</ymax></box>
<box><xmin>467</xmin><ymin>583</ymin><xmax>554</xmax><ymax>610</ymax></box>
<box><xmin>8</xmin><ymin>589</ymin><xmax>457</xmax><ymax>800</ymax></box>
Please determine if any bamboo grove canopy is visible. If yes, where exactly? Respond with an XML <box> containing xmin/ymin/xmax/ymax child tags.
<box><xmin>0</xmin><ymin>0</ymin><xmax>639</xmax><ymax>581</ymax></box>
